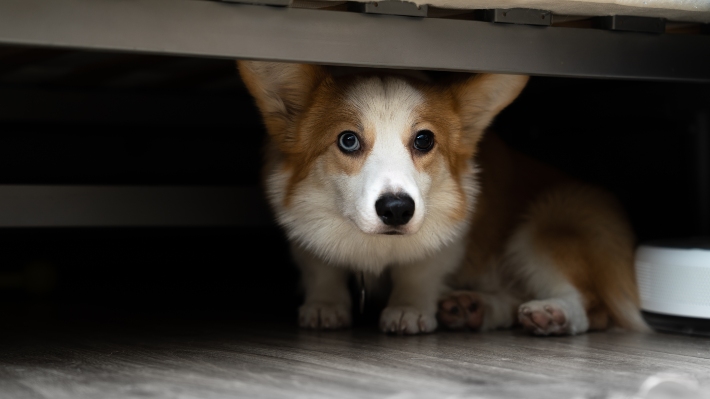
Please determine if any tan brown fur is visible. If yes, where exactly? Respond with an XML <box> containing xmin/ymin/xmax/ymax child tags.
<box><xmin>451</xmin><ymin>134</ymin><xmax>645</xmax><ymax>331</ymax></box>
<box><xmin>525</xmin><ymin>183</ymin><xmax>641</xmax><ymax>330</ymax></box>
<box><xmin>451</xmin><ymin>134</ymin><xmax>569</xmax><ymax>284</ymax></box>
<box><xmin>238</xmin><ymin>59</ymin><xmax>645</xmax><ymax>334</ymax></box>
<box><xmin>240</xmin><ymin>63</ymin><xmax>376</xmax><ymax>206</ymax></box>
<box><xmin>413</xmin><ymin>74</ymin><xmax>529</xmax><ymax>224</ymax></box>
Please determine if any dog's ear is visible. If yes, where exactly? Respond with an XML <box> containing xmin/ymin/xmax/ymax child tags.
<box><xmin>454</xmin><ymin>73</ymin><xmax>529</xmax><ymax>143</ymax></box>
<box><xmin>238</xmin><ymin>60</ymin><xmax>328</xmax><ymax>143</ymax></box>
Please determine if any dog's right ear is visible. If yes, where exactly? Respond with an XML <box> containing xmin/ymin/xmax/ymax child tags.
<box><xmin>453</xmin><ymin>73</ymin><xmax>529</xmax><ymax>147</ymax></box>
<box><xmin>238</xmin><ymin>60</ymin><xmax>328</xmax><ymax>143</ymax></box>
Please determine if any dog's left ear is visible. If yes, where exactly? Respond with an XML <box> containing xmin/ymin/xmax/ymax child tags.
<box><xmin>454</xmin><ymin>73</ymin><xmax>529</xmax><ymax>142</ymax></box>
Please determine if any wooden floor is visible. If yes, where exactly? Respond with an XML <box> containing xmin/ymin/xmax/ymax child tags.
<box><xmin>1</xmin><ymin>320</ymin><xmax>709</xmax><ymax>399</ymax></box>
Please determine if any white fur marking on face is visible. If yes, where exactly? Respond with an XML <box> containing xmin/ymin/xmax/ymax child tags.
<box><xmin>338</xmin><ymin>76</ymin><xmax>428</xmax><ymax>235</ymax></box>
<box><xmin>266</xmin><ymin>75</ymin><xmax>477</xmax><ymax>272</ymax></box>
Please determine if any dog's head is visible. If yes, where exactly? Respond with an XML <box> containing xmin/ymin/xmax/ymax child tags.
<box><xmin>239</xmin><ymin>61</ymin><xmax>527</xmax><ymax>264</ymax></box>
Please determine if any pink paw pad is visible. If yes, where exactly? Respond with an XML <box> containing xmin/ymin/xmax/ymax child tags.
<box><xmin>518</xmin><ymin>302</ymin><xmax>568</xmax><ymax>335</ymax></box>
<box><xmin>437</xmin><ymin>291</ymin><xmax>485</xmax><ymax>330</ymax></box>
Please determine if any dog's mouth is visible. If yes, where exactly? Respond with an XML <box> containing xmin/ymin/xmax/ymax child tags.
<box><xmin>382</xmin><ymin>230</ymin><xmax>404</xmax><ymax>236</ymax></box>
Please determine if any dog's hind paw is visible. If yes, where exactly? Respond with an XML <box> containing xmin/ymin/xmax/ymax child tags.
<box><xmin>379</xmin><ymin>306</ymin><xmax>437</xmax><ymax>335</ymax></box>
<box><xmin>299</xmin><ymin>302</ymin><xmax>352</xmax><ymax>330</ymax></box>
<box><xmin>518</xmin><ymin>300</ymin><xmax>569</xmax><ymax>336</ymax></box>
<box><xmin>437</xmin><ymin>291</ymin><xmax>485</xmax><ymax>330</ymax></box>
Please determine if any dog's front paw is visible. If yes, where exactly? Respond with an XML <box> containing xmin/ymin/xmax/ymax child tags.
<box><xmin>437</xmin><ymin>291</ymin><xmax>485</xmax><ymax>330</ymax></box>
<box><xmin>518</xmin><ymin>300</ymin><xmax>569</xmax><ymax>336</ymax></box>
<box><xmin>299</xmin><ymin>302</ymin><xmax>352</xmax><ymax>330</ymax></box>
<box><xmin>379</xmin><ymin>306</ymin><xmax>437</xmax><ymax>335</ymax></box>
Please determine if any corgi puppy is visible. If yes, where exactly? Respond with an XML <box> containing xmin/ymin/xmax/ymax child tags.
<box><xmin>238</xmin><ymin>60</ymin><xmax>649</xmax><ymax>335</ymax></box>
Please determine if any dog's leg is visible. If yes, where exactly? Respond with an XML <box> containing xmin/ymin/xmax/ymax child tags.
<box><xmin>515</xmin><ymin>270</ymin><xmax>591</xmax><ymax>336</ymax></box>
<box><xmin>292</xmin><ymin>244</ymin><xmax>352</xmax><ymax>329</ymax></box>
<box><xmin>504</xmin><ymin>223</ymin><xmax>593</xmax><ymax>336</ymax></box>
<box><xmin>438</xmin><ymin>290</ymin><xmax>521</xmax><ymax>331</ymax></box>
<box><xmin>507</xmin><ymin>184</ymin><xmax>647</xmax><ymax>335</ymax></box>
<box><xmin>380</xmin><ymin>240</ymin><xmax>465</xmax><ymax>335</ymax></box>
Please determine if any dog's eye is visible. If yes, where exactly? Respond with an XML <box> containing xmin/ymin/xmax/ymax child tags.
<box><xmin>413</xmin><ymin>130</ymin><xmax>435</xmax><ymax>152</ymax></box>
<box><xmin>338</xmin><ymin>131</ymin><xmax>361</xmax><ymax>153</ymax></box>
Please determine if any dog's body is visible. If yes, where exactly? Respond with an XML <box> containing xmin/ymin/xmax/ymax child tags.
<box><xmin>239</xmin><ymin>61</ymin><xmax>648</xmax><ymax>335</ymax></box>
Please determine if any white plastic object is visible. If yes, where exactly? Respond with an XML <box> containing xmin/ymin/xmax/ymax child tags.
<box><xmin>636</xmin><ymin>238</ymin><xmax>710</xmax><ymax>319</ymax></box>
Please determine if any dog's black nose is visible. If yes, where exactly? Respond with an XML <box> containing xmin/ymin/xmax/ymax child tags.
<box><xmin>375</xmin><ymin>194</ymin><xmax>415</xmax><ymax>226</ymax></box>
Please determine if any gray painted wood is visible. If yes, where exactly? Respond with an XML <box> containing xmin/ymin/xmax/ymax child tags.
<box><xmin>1</xmin><ymin>0</ymin><xmax>710</xmax><ymax>82</ymax></box>
<box><xmin>0</xmin><ymin>322</ymin><xmax>709</xmax><ymax>398</ymax></box>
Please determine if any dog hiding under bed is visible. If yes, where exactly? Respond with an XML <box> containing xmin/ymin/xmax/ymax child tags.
<box><xmin>238</xmin><ymin>60</ymin><xmax>649</xmax><ymax>336</ymax></box>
